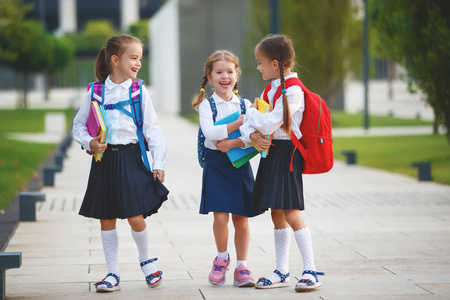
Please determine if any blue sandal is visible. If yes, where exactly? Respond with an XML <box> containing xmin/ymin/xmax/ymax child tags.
<box><xmin>94</xmin><ymin>273</ymin><xmax>120</xmax><ymax>292</ymax></box>
<box><xmin>140</xmin><ymin>258</ymin><xmax>163</xmax><ymax>288</ymax></box>
<box><xmin>255</xmin><ymin>270</ymin><xmax>290</xmax><ymax>289</ymax></box>
<box><xmin>295</xmin><ymin>270</ymin><xmax>325</xmax><ymax>292</ymax></box>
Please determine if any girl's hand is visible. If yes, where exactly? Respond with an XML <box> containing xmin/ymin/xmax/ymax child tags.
<box><xmin>153</xmin><ymin>169</ymin><xmax>165</xmax><ymax>183</ymax></box>
<box><xmin>89</xmin><ymin>135</ymin><xmax>107</xmax><ymax>153</ymax></box>
<box><xmin>216</xmin><ymin>139</ymin><xmax>233</xmax><ymax>153</ymax></box>
<box><xmin>250</xmin><ymin>131</ymin><xmax>271</xmax><ymax>151</ymax></box>
<box><xmin>250</xmin><ymin>98</ymin><xmax>258</xmax><ymax>109</ymax></box>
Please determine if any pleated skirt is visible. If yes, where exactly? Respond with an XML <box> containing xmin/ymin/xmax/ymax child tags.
<box><xmin>79</xmin><ymin>143</ymin><xmax>169</xmax><ymax>219</ymax></box>
<box><xmin>251</xmin><ymin>140</ymin><xmax>304</xmax><ymax>212</ymax></box>
<box><xmin>200</xmin><ymin>148</ymin><xmax>260</xmax><ymax>217</ymax></box>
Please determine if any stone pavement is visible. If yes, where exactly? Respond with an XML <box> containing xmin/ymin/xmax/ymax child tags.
<box><xmin>3</xmin><ymin>111</ymin><xmax>450</xmax><ymax>299</ymax></box>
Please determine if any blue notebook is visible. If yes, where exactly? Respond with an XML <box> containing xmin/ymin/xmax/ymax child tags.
<box><xmin>214</xmin><ymin>111</ymin><xmax>258</xmax><ymax>166</ymax></box>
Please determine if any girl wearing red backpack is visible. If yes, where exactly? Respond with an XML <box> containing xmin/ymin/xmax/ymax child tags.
<box><xmin>73</xmin><ymin>34</ymin><xmax>169</xmax><ymax>292</ymax></box>
<box><xmin>242</xmin><ymin>34</ymin><xmax>324</xmax><ymax>291</ymax></box>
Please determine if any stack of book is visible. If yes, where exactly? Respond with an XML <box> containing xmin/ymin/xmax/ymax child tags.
<box><xmin>214</xmin><ymin>111</ymin><xmax>258</xmax><ymax>169</ymax></box>
<box><xmin>251</xmin><ymin>98</ymin><xmax>272</xmax><ymax>158</ymax></box>
<box><xmin>87</xmin><ymin>101</ymin><xmax>109</xmax><ymax>162</ymax></box>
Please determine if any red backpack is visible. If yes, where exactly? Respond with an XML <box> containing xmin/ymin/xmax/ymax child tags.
<box><xmin>263</xmin><ymin>77</ymin><xmax>334</xmax><ymax>174</ymax></box>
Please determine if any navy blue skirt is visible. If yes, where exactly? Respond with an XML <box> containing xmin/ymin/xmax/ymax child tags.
<box><xmin>79</xmin><ymin>143</ymin><xmax>169</xmax><ymax>219</ymax></box>
<box><xmin>200</xmin><ymin>148</ymin><xmax>260</xmax><ymax>217</ymax></box>
<box><xmin>251</xmin><ymin>140</ymin><xmax>304</xmax><ymax>212</ymax></box>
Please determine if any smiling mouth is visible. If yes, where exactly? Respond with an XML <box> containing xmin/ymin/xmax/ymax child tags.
<box><xmin>220</xmin><ymin>82</ymin><xmax>230</xmax><ymax>88</ymax></box>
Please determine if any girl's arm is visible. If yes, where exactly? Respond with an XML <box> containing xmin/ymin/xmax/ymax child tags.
<box><xmin>216</xmin><ymin>138</ymin><xmax>244</xmax><ymax>153</ymax></box>
<box><xmin>141</xmin><ymin>86</ymin><xmax>167</xmax><ymax>174</ymax></box>
<box><xmin>199</xmin><ymin>99</ymin><xmax>229</xmax><ymax>141</ymax></box>
<box><xmin>246</xmin><ymin>86</ymin><xmax>304</xmax><ymax>135</ymax></box>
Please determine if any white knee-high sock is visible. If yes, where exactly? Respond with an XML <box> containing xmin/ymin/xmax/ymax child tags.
<box><xmin>294</xmin><ymin>227</ymin><xmax>317</xmax><ymax>282</ymax></box>
<box><xmin>101</xmin><ymin>229</ymin><xmax>120</xmax><ymax>285</ymax></box>
<box><xmin>266</xmin><ymin>227</ymin><xmax>291</xmax><ymax>283</ymax></box>
<box><xmin>131</xmin><ymin>226</ymin><xmax>158</xmax><ymax>276</ymax></box>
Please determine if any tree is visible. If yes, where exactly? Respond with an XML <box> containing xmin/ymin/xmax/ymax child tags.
<box><xmin>244</xmin><ymin>0</ymin><xmax>363</xmax><ymax>109</ymax></box>
<box><xmin>370</xmin><ymin>0</ymin><xmax>450</xmax><ymax>141</ymax></box>
<box><xmin>0</xmin><ymin>0</ymin><xmax>32</xmax><ymax>65</ymax></box>
<box><xmin>44</xmin><ymin>35</ymin><xmax>75</xmax><ymax>100</ymax></box>
<box><xmin>2</xmin><ymin>20</ymin><xmax>50</xmax><ymax>108</ymax></box>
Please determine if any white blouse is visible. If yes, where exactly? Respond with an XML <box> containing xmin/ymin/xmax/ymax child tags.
<box><xmin>199</xmin><ymin>92</ymin><xmax>252</xmax><ymax>150</ymax></box>
<box><xmin>241</xmin><ymin>72</ymin><xmax>305</xmax><ymax>142</ymax></box>
<box><xmin>72</xmin><ymin>76</ymin><xmax>167</xmax><ymax>171</ymax></box>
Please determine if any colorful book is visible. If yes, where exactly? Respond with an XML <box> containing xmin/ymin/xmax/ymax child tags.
<box><xmin>214</xmin><ymin>111</ymin><xmax>258</xmax><ymax>168</ymax></box>
<box><xmin>251</xmin><ymin>98</ymin><xmax>272</xmax><ymax>158</ymax></box>
<box><xmin>87</xmin><ymin>101</ymin><xmax>109</xmax><ymax>162</ymax></box>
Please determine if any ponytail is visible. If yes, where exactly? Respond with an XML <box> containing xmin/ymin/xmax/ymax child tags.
<box><xmin>95</xmin><ymin>47</ymin><xmax>109</xmax><ymax>83</ymax></box>
<box><xmin>278</xmin><ymin>60</ymin><xmax>291</xmax><ymax>136</ymax></box>
<box><xmin>191</xmin><ymin>75</ymin><xmax>209</xmax><ymax>110</ymax></box>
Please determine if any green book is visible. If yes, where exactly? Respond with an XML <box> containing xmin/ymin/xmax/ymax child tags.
<box><xmin>231</xmin><ymin>150</ymin><xmax>259</xmax><ymax>169</ymax></box>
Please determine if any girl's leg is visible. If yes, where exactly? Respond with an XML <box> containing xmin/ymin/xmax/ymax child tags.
<box><xmin>209</xmin><ymin>212</ymin><xmax>231</xmax><ymax>285</ymax></box>
<box><xmin>232</xmin><ymin>214</ymin><xmax>256</xmax><ymax>287</ymax></box>
<box><xmin>98</xmin><ymin>219</ymin><xmax>120</xmax><ymax>287</ymax></box>
<box><xmin>128</xmin><ymin>215</ymin><xmax>161</xmax><ymax>286</ymax></box>
<box><xmin>232</xmin><ymin>214</ymin><xmax>249</xmax><ymax>264</ymax></box>
<box><xmin>213</xmin><ymin>212</ymin><xmax>230</xmax><ymax>256</ymax></box>
<box><xmin>257</xmin><ymin>209</ymin><xmax>291</xmax><ymax>287</ymax></box>
<box><xmin>284</xmin><ymin>209</ymin><xmax>318</xmax><ymax>286</ymax></box>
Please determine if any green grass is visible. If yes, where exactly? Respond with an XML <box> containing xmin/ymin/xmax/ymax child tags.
<box><xmin>333</xmin><ymin>134</ymin><xmax>450</xmax><ymax>185</ymax></box>
<box><xmin>331</xmin><ymin>110</ymin><xmax>433</xmax><ymax>128</ymax></box>
<box><xmin>0</xmin><ymin>108</ymin><xmax>75</xmax><ymax>132</ymax></box>
<box><xmin>0</xmin><ymin>108</ymin><xmax>76</xmax><ymax>210</ymax></box>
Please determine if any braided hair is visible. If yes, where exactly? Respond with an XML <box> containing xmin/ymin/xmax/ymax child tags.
<box><xmin>192</xmin><ymin>50</ymin><xmax>241</xmax><ymax>110</ymax></box>
<box><xmin>256</xmin><ymin>34</ymin><xmax>295</xmax><ymax>136</ymax></box>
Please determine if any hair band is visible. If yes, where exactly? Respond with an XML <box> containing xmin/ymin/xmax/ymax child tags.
<box><xmin>281</xmin><ymin>89</ymin><xmax>287</xmax><ymax>94</ymax></box>
<box><xmin>200</xmin><ymin>88</ymin><xmax>205</xmax><ymax>93</ymax></box>
<box><xmin>233</xmin><ymin>89</ymin><xmax>238</xmax><ymax>94</ymax></box>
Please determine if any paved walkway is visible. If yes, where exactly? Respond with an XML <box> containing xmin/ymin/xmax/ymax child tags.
<box><xmin>4</xmin><ymin>110</ymin><xmax>450</xmax><ymax>299</ymax></box>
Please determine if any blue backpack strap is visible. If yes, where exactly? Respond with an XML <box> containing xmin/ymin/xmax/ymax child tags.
<box><xmin>207</xmin><ymin>97</ymin><xmax>217</xmax><ymax>122</ymax></box>
<box><xmin>129</xmin><ymin>80</ymin><xmax>151</xmax><ymax>171</ymax></box>
<box><xmin>239</xmin><ymin>98</ymin><xmax>246</xmax><ymax>114</ymax></box>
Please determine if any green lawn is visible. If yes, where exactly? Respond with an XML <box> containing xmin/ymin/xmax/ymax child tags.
<box><xmin>333</xmin><ymin>134</ymin><xmax>450</xmax><ymax>185</ymax></box>
<box><xmin>331</xmin><ymin>110</ymin><xmax>433</xmax><ymax>127</ymax></box>
<box><xmin>0</xmin><ymin>109</ymin><xmax>75</xmax><ymax>210</ymax></box>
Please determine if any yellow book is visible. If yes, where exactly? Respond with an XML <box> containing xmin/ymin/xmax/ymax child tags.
<box><xmin>252</xmin><ymin>98</ymin><xmax>272</xmax><ymax>158</ymax></box>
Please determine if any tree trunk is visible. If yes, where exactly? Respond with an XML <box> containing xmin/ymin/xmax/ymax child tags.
<box><xmin>45</xmin><ymin>73</ymin><xmax>52</xmax><ymax>101</ymax></box>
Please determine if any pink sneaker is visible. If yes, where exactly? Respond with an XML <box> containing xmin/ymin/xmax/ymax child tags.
<box><xmin>234</xmin><ymin>265</ymin><xmax>256</xmax><ymax>287</ymax></box>
<box><xmin>208</xmin><ymin>255</ymin><xmax>230</xmax><ymax>285</ymax></box>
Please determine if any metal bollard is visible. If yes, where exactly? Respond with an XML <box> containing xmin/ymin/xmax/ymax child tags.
<box><xmin>0</xmin><ymin>252</ymin><xmax>22</xmax><ymax>300</ymax></box>
<box><xmin>43</xmin><ymin>165</ymin><xmax>62</xmax><ymax>186</ymax></box>
<box><xmin>411</xmin><ymin>162</ymin><xmax>432</xmax><ymax>181</ymax></box>
<box><xmin>341</xmin><ymin>150</ymin><xmax>356</xmax><ymax>165</ymax></box>
<box><xmin>19</xmin><ymin>192</ymin><xmax>45</xmax><ymax>221</ymax></box>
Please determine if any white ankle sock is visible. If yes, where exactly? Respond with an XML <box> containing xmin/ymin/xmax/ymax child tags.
<box><xmin>101</xmin><ymin>229</ymin><xmax>120</xmax><ymax>286</ymax></box>
<box><xmin>131</xmin><ymin>226</ymin><xmax>158</xmax><ymax>276</ymax></box>
<box><xmin>267</xmin><ymin>227</ymin><xmax>291</xmax><ymax>283</ymax></box>
<box><xmin>236</xmin><ymin>260</ymin><xmax>247</xmax><ymax>269</ymax></box>
<box><xmin>294</xmin><ymin>227</ymin><xmax>316</xmax><ymax>282</ymax></box>
<box><xmin>217</xmin><ymin>251</ymin><xmax>229</xmax><ymax>260</ymax></box>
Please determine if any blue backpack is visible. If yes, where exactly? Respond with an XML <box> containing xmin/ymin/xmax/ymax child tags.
<box><xmin>197</xmin><ymin>97</ymin><xmax>246</xmax><ymax>168</ymax></box>
<box><xmin>88</xmin><ymin>79</ymin><xmax>151</xmax><ymax>171</ymax></box>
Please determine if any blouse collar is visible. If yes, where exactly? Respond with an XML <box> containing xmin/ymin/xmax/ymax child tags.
<box><xmin>105</xmin><ymin>75</ymin><xmax>132</xmax><ymax>90</ymax></box>
<box><xmin>211</xmin><ymin>92</ymin><xmax>241</xmax><ymax>104</ymax></box>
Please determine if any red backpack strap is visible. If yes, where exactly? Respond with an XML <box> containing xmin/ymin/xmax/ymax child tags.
<box><xmin>262</xmin><ymin>82</ymin><xmax>272</xmax><ymax>103</ymax></box>
<box><xmin>272</xmin><ymin>77</ymin><xmax>303</xmax><ymax>109</ymax></box>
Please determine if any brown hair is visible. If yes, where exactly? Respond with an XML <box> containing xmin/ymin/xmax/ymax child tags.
<box><xmin>191</xmin><ymin>50</ymin><xmax>241</xmax><ymax>110</ymax></box>
<box><xmin>255</xmin><ymin>34</ymin><xmax>295</xmax><ymax>136</ymax></box>
<box><xmin>94</xmin><ymin>34</ymin><xmax>144</xmax><ymax>83</ymax></box>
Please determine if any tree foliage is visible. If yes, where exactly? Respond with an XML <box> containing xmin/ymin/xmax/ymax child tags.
<box><xmin>370</xmin><ymin>0</ymin><xmax>450</xmax><ymax>141</ymax></box>
<box><xmin>245</xmin><ymin>0</ymin><xmax>362</xmax><ymax>108</ymax></box>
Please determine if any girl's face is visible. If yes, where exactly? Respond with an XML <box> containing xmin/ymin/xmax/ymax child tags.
<box><xmin>110</xmin><ymin>42</ymin><xmax>143</xmax><ymax>83</ymax></box>
<box><xmin>208</xmin><ymin>60</ymin><xmax>238</xmax><ymax>101</ymax></box>
<box><xmin>255</xmin><ymin>48</ymin><xmax>279</xmax><ymax>80</ymax></box>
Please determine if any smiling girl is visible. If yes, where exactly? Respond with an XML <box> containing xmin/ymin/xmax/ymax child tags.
<box><xmin>73</xmin><ymin>34</ymin><xmax>169</xmax><ymax>292</ymax></box>
<box><xmin>192</xmin><ymin>50</ymin><xmax>268</xmax><ymax>288</ymax></box>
